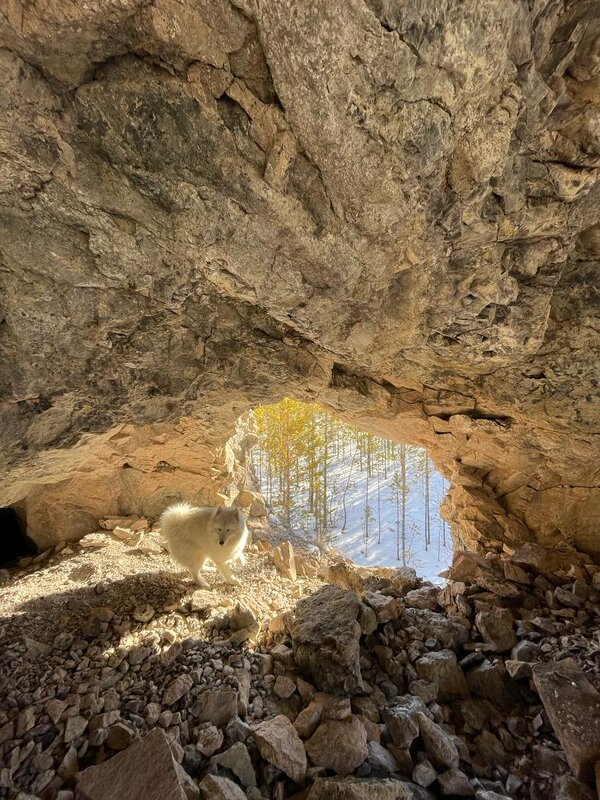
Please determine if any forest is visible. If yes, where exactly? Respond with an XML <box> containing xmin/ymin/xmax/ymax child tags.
<box><xmin>249</xmin><ymin>399</ymin><xmax>452</xmax><ymax>578</ymax></box>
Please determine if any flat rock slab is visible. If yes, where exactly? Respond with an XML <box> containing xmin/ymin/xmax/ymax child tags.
<box><xmin>250</xmin><ymin>714</ymin><xmax>307</xmax><ymax>784</ymax></box>
<box><xmin>417</xmin><ymin>712</ymin><xmax>460</xmax><ymax>770</ymax></box>
<box><xmin>307</xmin><ymin>777</ymin><xmax>435</xmax><ymax>799</ymax></box>
<box><xmin>533</xmin><ymin>658</ymin><xmax>600</xmax><ymax>783</ymax></box>
<box><xmin>76</xmin><ymin>728</ymin><xmax>188</xmax><ymax>800</ymax></box>
<box><xmin>448</xmin><ymin>552</ymin><xmax>521</xmax><ymax>599</ymax></box>
<box><xmin>510</xmin><ymin>543</ymin><xmax>568</xmax><ymax>576</ymax></box>
<box><xmin>305</xmin><ymin>716</ymin><xmax>368</xmax><ymax>775</ymax></box>
<box><xmin>163</xmin><ymin>673</ymin><xmax>193</xmax><ymax>706</ymax></box>
<box><xmin>290</xmin><ymin>584</ymin><xmax>364</xmax><ymax>694</ymax></box>
<box><xmin>475</xmin><ymin>610</ymin><xmax>517</xmax><ymax>653</ymax></box>
<box><xmin>190</xmin><ymin>688</ymin><xmax>239</xmax><ymax>727</ymax></box>
<box><xmin>212</xmin><ymin>742</ymin><xmax>257</xmax><ymax>788</ymax></box>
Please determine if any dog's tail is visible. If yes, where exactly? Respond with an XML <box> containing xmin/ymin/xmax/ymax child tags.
<box><xmin>158</xmin><ymin>502</ymin><xmax>196</xmax><ymax>546</ymax></box>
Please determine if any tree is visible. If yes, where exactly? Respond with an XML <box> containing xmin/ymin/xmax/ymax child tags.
<box><xmin>251</xmin><ymin>398</ymin><xmax>448</xmax><ymax>572</ymax></box>
<box><xmin>363</xmin><ymin>502</ymin><xmax>374</xmax><ymax>558</ymax></box>
<box><xmin>424</xmin><ymin>454</ymin><xmax>431</xmax><ymax>549</ymax></box>
<box><xmin>390</xmin><ymin>471</ymin><xmax>402</xmax><ymax>563</ymax></box>
<box><xmin>376</xmin><ymin>466</ymin><xmax>382</xmax><ymax>545</ymax></box>
<box><xmin>331</xmin><ymin>442</ymin><xmax>359</xmax><ymax>536</ymax></box>
<box><xmin>412</xmin><ymin>448</ymin><xmax>432</xmax><ymax>551</ymax></box>
<box><xmin>253</xmin><ymin>398</ymin><xmax>317</xmax><ymax>531</ymax></box>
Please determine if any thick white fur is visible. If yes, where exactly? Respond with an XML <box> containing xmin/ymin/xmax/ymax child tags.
<box><xmin>159</xmin><ymin>502</ymin><xmax>248</xmax><ymax>589</ymax></box>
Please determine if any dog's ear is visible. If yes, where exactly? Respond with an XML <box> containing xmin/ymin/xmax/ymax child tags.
<box><xmin>215</xmin><ymin>506</ymin><xmax>223</xmax><ymax>516</ymax></box>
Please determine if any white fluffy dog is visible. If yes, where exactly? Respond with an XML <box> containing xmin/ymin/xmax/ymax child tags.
<box><xmin>159</xmin><ymin>503</ymin><xmax>248</xmax><ymax>588</ymax></box>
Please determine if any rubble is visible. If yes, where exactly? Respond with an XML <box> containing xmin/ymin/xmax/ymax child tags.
<box><xmin>0</xmin><ymin>530</ymin><xmax>599</xmax><ymax>800</ymax></box>
<box><xmin>196</xmin><ymin>726</ymin><xmax>223</xmax><ymax>757</ymax></box>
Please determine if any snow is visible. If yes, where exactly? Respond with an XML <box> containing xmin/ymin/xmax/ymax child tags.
<box><xmin>253</xmin><ymin>441</ymin><xmax>452</xmax><ymax>583</ymax></box>
<box><xmin>323</xmin><ymin>462</ymin><xmax>452</xmax><ymax>583</ymax></box>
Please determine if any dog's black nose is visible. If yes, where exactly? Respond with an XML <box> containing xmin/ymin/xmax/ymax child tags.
<box><xmin>219</xmin><ymin>541</ymin><xmax>224</xmax><ymax>546</ymax></box>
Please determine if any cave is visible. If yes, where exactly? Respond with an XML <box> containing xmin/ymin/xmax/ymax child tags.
<box><xmin>0</xmin><ymin>2</ymin><xmax>599</xmax><ymax>797</ymax></box>
<box><xmin>0</xmin><ymin>0</ymin><xmax>598</xmax><ymax>565</ymax></box>
<box><xmin>0</xmin><ymin>507</ymin><xmax>36</xmax><ymax>566</ymax></box>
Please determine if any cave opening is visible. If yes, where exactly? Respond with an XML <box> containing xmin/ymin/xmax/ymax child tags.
<box><xmin>247</xmin><ymin>398</ymin><xmax>452</xmax><ymax>582</ymax></box>
<box><xmin>0</xmin><ymin>507</ymin><xmax>37</xmax><ymax>566</ymax></box>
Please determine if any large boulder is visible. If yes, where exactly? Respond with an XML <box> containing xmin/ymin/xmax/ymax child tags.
<box><xmin>290</xmin><ymin>585</ymin><xmax>364</xmax><ymax>694</ymax></box>
<box><xmin>305</xmin><ymin>716</ymin><xmax>368</xmax><ymax>776</ymax></box>
<box><xmin>250</xmin><ymin>714</ymin><xmax>307</xmax><ymax>785</ymax></box>
<box><xmin>532</xmin><ymin>659</ymin><xmax>600</xmax><ymax>783</ymax></box>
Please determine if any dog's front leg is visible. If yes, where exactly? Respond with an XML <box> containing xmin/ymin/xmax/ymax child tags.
<box><xmin>215</xmin><ymin>561</ymin><xmax>240</xmax><ymax>585</ymax></box>
<box><xmin>194</xmin><ymin>573</ymin><xmax>211</xmax><ymax>589</ymax></box>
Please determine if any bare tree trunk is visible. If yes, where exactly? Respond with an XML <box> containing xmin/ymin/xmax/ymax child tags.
<box><xmin>424</xmin><ymin>457</ymin><xmax>430</xmax><ymax>549</ymax></box>
<box><xmin>322</xmin><ymin>423</ymin><xmax>328</xmax><ymax>547</ymax></box>
<box><xmin>395</xmin><ymin>484</ymin><xmax>400</xmax><ymax>561</ymax></box>
<box><xmin>401</xmin><ymin>446</ymin><xmax>407</xmax><ymax>567</ymax></box>
<box><xmin>364</xmin><ymin>469</ymin><xmax>369</xmax><ymax>557</ymax></box>
<box><xmin>377</xmin><ymin>470</ymin><xmax>382</xmax><ymax>545</ymax></box>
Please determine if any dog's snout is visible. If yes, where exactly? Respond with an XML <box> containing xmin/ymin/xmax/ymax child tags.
<box><xmin>219</xmin><ymin>540</ymin><xmax>225</xmax><ymax>546</ymax></box>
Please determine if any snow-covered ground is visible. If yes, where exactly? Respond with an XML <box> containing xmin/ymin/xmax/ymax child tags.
<box><xmin>253</xmin><ymin>442</ymin><xmax>452</xmax><ymax>583</ymax></box>
<box><xmin>323</xmin><ymin>464</ymin><xmax>452</xmax><ymax>583</ymax></box>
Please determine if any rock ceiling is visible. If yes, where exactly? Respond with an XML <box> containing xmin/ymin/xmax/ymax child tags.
<box><xmin>0</xmin><ymin>0</ymin><xmax>598</xmax><ymax>554</ymax></box>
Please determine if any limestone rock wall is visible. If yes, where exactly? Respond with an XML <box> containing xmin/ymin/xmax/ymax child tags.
<box><xmin>0</xmin><ymin>0</ymin><xmax>598</xmax><ymax>557</ymax></box>
<box><xmin>0</xmin><ymin>418</ymin><xmax>232</xmax><ymax>549</ymax></box>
